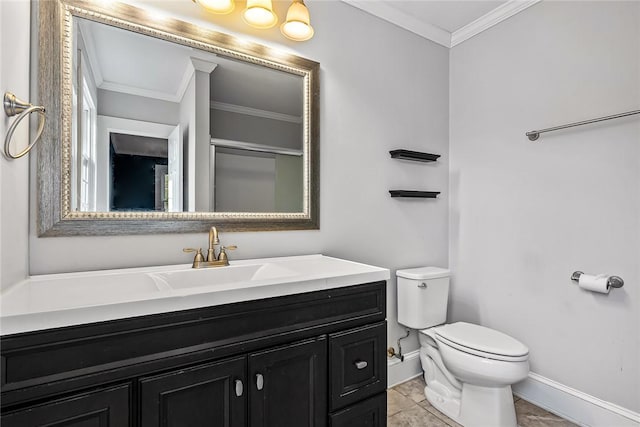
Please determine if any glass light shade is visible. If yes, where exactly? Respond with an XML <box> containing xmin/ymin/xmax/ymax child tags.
<box><xmin>243</xmin><ymin>0</ymin><xmax>278</xmax><ymax>29</ymax></box>
<box><xmin>197</xmin><ymin>0</ymin><xmax>234</xmax><ymax>14</ymax></box>
<box><xmin>281</xmin><ymin>0</ymin><xmax>314</xmax><ymax>41</ymax></box>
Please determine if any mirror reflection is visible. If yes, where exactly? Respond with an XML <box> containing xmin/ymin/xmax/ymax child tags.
<box><xmin>71</xmin><ymin>17</ymin><xmax>304</xmax><ymax>214</ymax></box>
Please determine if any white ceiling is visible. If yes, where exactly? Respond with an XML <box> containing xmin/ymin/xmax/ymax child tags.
<box><xmin>342</xmin><ymin>0</ymin><xmax>540</xmax><ymax>48</ymax></box>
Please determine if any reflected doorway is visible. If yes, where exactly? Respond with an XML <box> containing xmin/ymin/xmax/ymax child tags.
<box><xmin>109</xmin><ymin>133</ymin><xmax>169</xmax><ymax>211</ymax></box>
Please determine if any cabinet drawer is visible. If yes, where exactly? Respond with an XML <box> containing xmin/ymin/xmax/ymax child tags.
<box><xmin>329</xmin><ymin>322</ymin><xmax>386</xmax><ymax>410</ymax></box>
<box><xmin>329</xmin><ymin>393</ymin><xmax>386</xmax><ymax>427</ymax></box>
<box><xmin>1</xmin><ymin>383</ymin><xmax>130</xmax><ymax>427</ymax></box>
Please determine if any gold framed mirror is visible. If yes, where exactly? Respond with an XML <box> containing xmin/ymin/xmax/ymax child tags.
<box><xmin>37</xmin><ymin>0</ymin><xmax>319</xmax><ymax>236</ymax></box>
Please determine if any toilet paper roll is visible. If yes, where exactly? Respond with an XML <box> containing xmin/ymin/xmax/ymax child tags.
<box><xmin>578</xmin><ymin>273</ymin><xmax>610</xmax><ymax>294</ymax></box>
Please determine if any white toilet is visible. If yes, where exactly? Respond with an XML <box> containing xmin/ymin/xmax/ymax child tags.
<box><xmin>397</xmin><ymin>267</ymin><xmax>529</xmax><ymax>427</ymax></box>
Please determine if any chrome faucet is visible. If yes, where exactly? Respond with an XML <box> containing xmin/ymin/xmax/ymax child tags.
<box><xmin>184</xmin><ymin>226</ymin><xmax>236</xmax><ymax>268</ymax></box>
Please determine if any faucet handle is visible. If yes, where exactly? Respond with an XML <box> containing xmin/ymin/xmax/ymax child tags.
<box><xmin>183</xmin><ymin>247</ymin><xmax>205</xmax><ymax>267</ymax></box>
<box><xmin>217</xmin><ymin>245</ymin><xmax>237</xmax><ymax>264</ymax></box>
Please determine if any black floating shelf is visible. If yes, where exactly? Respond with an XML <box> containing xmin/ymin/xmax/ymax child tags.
<box><xmin>389</xmin><ymin>190</ymin><xmax>441</xmax><ymax>198</ymax></box>
<box><xmin>390</xmin><ymin>149</ymin><xmax>440</xmax><ymax>162</ymax></box>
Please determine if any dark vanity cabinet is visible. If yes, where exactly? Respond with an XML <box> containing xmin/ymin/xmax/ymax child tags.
<box><xmin>1</xmin><ymin>281</ymin><xmax>387</xmax><ymax>426</ymax></box>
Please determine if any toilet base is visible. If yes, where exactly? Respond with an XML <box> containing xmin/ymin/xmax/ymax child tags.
<box><xmin>459</xmin><ymin>384</ymin><xmax>517</xmax><ymax>427</ymax></box>
<box><xmin>425</xmin><ymin>383</ymin><xmax>517</xmax><ymax>427</ymax></box>
<box><xmin>424</xmin><ymin>384</ymin><xmax>461</xmax><ymax>421</ymax></box>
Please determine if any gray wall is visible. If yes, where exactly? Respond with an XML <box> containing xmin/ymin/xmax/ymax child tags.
<box><xmin>275</xmin><ymin>155</ymin><xmax>303</xmax><ymax>212</ymax></box>
<box><xmin>214</xmin><ymin>151</ymin><xmax>302</xmax><ymax>213</ymax></box>
<box><xmin>449</xmin><ymin>1</ymin><xmax>639</xmax><ymax>412</ymax></box>
<box><xmin>26</xmin><ymin>1</ymin><xmax>451</xmax><ymax>355</ymax></box>
<box><xmin>215</xmin><ymin>151</ymin><xmax>276</xmax><ymax>212</ymax></box>
<box><xmin>0</xmin><ymin>1</ymin><xmax>30</xmax><ymax>291</ymax></box>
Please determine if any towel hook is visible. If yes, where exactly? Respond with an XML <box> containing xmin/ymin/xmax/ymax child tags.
<box><xmin>3</xmin><ymin>92</ymin><xmax>46</xmax><ymax>160</ymax></box>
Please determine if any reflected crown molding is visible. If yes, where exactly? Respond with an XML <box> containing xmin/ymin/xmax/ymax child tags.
<box><xmin>210</xmin><ymin>101</ymin><xmax>302</xmax><ymax>124</ymax></box>
<box><xmin>75</xmin><ymin>15</ymin><xmax>221</xmax><ymax>103</ymax></box>
<box><xmin>191</xmin><ymin>56</ymin><xmax>218</xmax><ymax>74</ymax></box>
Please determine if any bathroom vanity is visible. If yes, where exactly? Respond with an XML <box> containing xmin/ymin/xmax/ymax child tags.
<box><xmin>0</xmin><ymin>255</ymin><xmax>389</xmax><ymax>426</ymax></box>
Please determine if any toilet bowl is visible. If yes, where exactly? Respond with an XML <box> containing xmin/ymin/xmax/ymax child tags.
<box><xmin>421</xmin><ymin>322</ymin><xmax>529</xmax><ymax>426</ymax></box>
<box><xmin>396</xmin><ymin>267</ymin><xmax>529</xmax><ymax>427</ymax></box>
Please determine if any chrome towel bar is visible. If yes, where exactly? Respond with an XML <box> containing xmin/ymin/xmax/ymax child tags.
<box><xmin>3</xmin><ymin>91</ymin><xmax>46</xmax><ymax>160</ymax></box>
<box><xmin>526</xmin><ymin>109</ymin><xmax>640</xmax><ymax>141</ymax></box>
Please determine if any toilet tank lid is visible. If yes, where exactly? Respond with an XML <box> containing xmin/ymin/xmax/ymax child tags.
<box><xmin>396</xmin><ymin>267</ymin><xmax>450</xmax><ymax>280</ymax></box>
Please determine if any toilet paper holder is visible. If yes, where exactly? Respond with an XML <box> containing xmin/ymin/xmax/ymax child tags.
<box><xmin>571</xmin><ymin>271</ymin><xmax>624</xmax><ymax>289</ymax></box>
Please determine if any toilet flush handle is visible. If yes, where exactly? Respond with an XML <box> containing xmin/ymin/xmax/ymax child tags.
<box><xmin>418</xmin><ymin>282</ymin><xmax>428</xmax><ymax>289</ymax></box>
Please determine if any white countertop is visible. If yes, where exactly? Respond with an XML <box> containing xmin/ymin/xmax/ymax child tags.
<box><xmin>0</xmin><ymin>255</ymin><xmax>389</xmax><ymax>336</ymax></box>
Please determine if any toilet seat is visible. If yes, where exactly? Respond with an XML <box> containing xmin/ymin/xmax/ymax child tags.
<box><xmin>434</xmin><ymin>322</ymin><xmax>529</xmax><ymax>362</ymax></box>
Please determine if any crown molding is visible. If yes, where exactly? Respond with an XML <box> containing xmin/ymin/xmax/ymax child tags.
<box><xmin>451</xmin><ymin>0</ymin><xmax>541</xmax><ymax>47</ymax></box>
<box><xmin>342</xmin><ymin>0</ymin><xmax>451</xmax><ymax>48</ymax></box>
<box><xmin>341</xmin><ymin>0</ymin><xmax>541</xmax><ymax>49</ymax></box>
<box><xmin>210</xmin><ymin>101</ymin><xmax>303</xmax><ymax>124</ymax></box>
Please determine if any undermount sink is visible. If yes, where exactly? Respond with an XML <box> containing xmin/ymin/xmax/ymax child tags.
<box><xmin>149</xmin><ymin>262</ymin><xmax>298</xmax><ymax>290</ymax></box>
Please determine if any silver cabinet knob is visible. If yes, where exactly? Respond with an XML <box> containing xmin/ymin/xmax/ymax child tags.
<box><xmin>235</xmin><ymin>379</ymin><xmax>243</xmax><ymax>397</ymax></box>
<box><xmin>418</xmin><ymin>283</ymin><xmax>427</xmax><ymax>289</ymax></box>
<box><xmin>354</xmin><ymin>360</ymin><xmax>368</xmax><ymax>370</ymax></box>
<box><xmin>256</xmin><ymin>373</ymin><xmax>264</xmax><ymax>390</ymax></box>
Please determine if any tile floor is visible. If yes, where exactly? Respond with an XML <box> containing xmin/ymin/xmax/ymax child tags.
<box><xmin>388</xmin><ymin>377</ymin><xmax>577</xmax><ymax>427</ymax></box>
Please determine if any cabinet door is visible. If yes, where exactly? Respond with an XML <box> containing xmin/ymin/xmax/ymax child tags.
<box><xmin>140</xmin><ymin>356</ymin><xmax>246</xmax><ymax>427</ymax></box>
<box><xmin>1</xmin><ymin>384</ymin><xmax>130</xmax><ymax>427</ymax></box>
<box><xmin>248</xmin><ymin>336</ymin><xmax>327</xmax><ymax>427</ymax></box>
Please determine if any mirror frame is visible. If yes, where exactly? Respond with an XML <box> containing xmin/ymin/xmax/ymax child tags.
<box><xmin>37</xmin><ymin>0</ymin><xmax>319</xmax><ymax>236</ymax></box>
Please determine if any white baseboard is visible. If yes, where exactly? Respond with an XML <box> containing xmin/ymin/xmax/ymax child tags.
<box><xmin>513</xmin><ymin>372</ymin><xmax>640</xmax><ymax>427</ymax></box>
<box><xmin>387</xmin><ymin>349</ymin><xmax>422</xmax><ymax>388</ymax></box>
<box><xmin>386</xmin><ymin>355</ymin><xmax>639</xmax><ymax>427</ymax></box>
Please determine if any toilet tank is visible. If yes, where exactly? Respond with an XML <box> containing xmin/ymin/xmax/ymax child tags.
<box><xmin>396</xmin><ymin>267</ymin><xmax>450</xmax><ymax>329</ymax></box>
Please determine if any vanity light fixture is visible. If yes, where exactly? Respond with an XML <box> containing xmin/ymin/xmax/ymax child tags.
<box><xmin>191</xmin><ymin>0</ymin><xmax>314</xmax><ymax>41</ymax></box>
<box><xmin>281</xmin><ymin>0</ymin><xmax>314</xmax><ymax>41</ymax></box>
<box><xmin>193</xmin><ymin>0</ymin><xmax>235</xmax><ymax>15</ymax></box>
<box><xmin>242</xmin><ymin>0</ymin><xmax>278</xmax><ymax>29</ymax></box>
